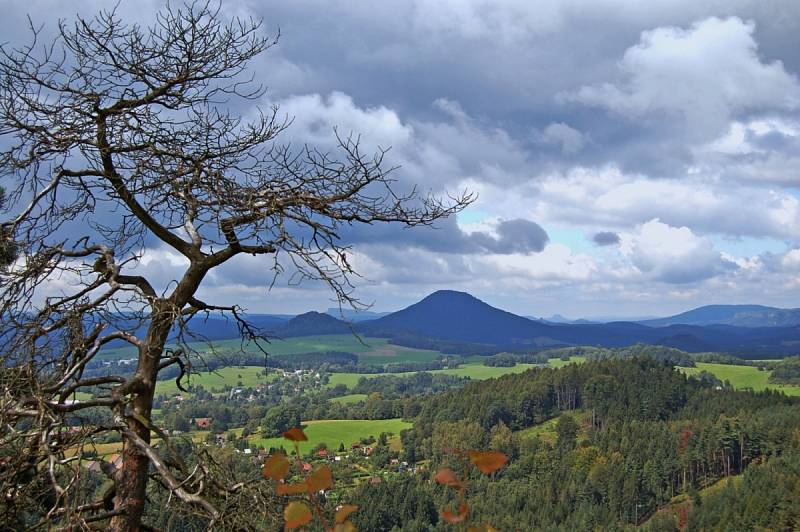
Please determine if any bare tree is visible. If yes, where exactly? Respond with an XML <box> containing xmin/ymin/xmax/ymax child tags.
<box><xmin>0</xmin><ymin>3</ymin><xmax>472</xmax><ymax>530</ymax></box>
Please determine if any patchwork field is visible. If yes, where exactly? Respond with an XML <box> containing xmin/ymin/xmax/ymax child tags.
<box><xmin>249</xmin><ymin>418</ymin><xmax>412</xmax><ymax>454</ymax></box>
<box><xmin>679</xmin><ymin>362</ymin><xmax>800</xmax><ymax>397</ymax></box>
<box><xmin>326</xmin><ymin>362</ymin><xmax>542</xmax><ymax>389</ymax></box>
<box><xmin>153</xmin><ymin>355</ymin><xmax>586</xmax><ymax>398</ymax></box>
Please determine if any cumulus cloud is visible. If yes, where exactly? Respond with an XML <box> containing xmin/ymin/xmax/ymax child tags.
<box><xmin>562</xmin><ymin>17</ymin><xmax>800</xmax><ymax>140</ymax></box>
<box><xmin>267</xmin><ymin>91</ymin><xmax>532</xmax><ymax>192</ymax></box>
<box><xmin>465</xmin><ymin>166</ymin><xmax>800</xmax><ymax>241</ymax></box>
<box><xmin>621</xmin><ymin>219</ymin><xmax>735</xmax><ymax>283</ymax></box>
<box><xmin>695</xmin><ymin>118</ymin><xmax>800</xmax><ymax>186</ymax></box>
<box><xmin>535</xmin><ymin>122</ymin><xmax>587</xmax><ymax>153</ymax></box>
<box><xmin>273</xmin><ymin>92</ymin><xmax>413</xmax><ymax>152</ymax></box>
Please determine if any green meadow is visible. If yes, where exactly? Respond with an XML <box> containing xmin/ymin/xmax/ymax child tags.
<box><xmin>680</xmin><ymin>362</ymin><xmax>800</xmax><ymax>397</ymax></box>
<box><xmin>155</xmin><ymin>366</ymin><xmax>276</xmax><ymax>396</ymax></box>
<box><xmin>517</xmin><ymin>410</ymin><xmax>590</xmax><ymax>445</ymax></box>
<box><xmin>547</xmin><ymin>356</ymin><xmax>587</xmax><ymax>368</ymax></box>
<box><xmin>249</xmin><ymin>418</ymin><xmax>412</xmax><ymax>454</ymax></box>
<box><xmin>330</xmin><ymin>393</ymin><xmax>369</xmax><ymax>404</ymax></box>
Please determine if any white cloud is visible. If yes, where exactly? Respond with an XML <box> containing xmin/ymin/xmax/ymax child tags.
<box><xmin>535</xmin><ymin>122</ymin><xmax>587</xmax><ymax>154</ymax></box>
<box><xmin>273</xmin><ymin>92</ymin><xmax>413</xmax><ymax>152</ymax></box>
<box><xmin>694</xmin><ymin>118</ymin><xmax>800</xmax><ymax>186</ymax></box>
<box><xmin>562</xmin><ymin>17</ymin><xmax>800</xmax><ymax>140</ymax></box>
<box><xmin>621</xmin><ymin>219</ymin><xmax>732</xmax><ymax>283</ymax></box>
<box><xmin>463</xmin><ymin>166</ymin><xmax>800</xmax><ymax>241</ymax></box>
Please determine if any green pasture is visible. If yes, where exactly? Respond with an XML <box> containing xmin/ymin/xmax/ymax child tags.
<box><xmin>547</xmin><ymin>356</ymin><xmax>587</xmax><ymax>368</ymax></box>
<box><xmin>330</xmin><ymin>394</ymin><xmax>369</xmax><ymax>404</ymax></box>
<box><xmin>680</xmin><ymin>362</ymin><xmax>800</xmax><ymax>397</ymax></box>
<box><xmin>155</xmin><ymin>366</ymin><xmax>276</xmax><ymax>396</ymax></box>
<box><xmin>517</xmin><ymin>410</ymin><xmax>590</xmax><ymax>444</ymax></box>
<box><xmin>249</xmin><ymin>418</ymin><xmax>412</xmax><ymax>455</ymax></box>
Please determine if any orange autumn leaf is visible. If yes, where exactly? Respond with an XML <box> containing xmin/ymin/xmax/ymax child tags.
<box><xmin>433</xmin><ymin>468</ymin><xmax>462</xmax><ymax>489</ymax></box>
<box><xmin>283</xmin><ymin>501</ymin><xmax>313</xmax><ymax>530</ymax></box>
<box><xmin>441</xmin><ymin>503</ymin><xmax>469</xmax><ymax>524</ymax></box>
<box><xmin>282</xmin><ymin>427</ymin><xmax>308</xmax><ymax>441</ymax></box>
<box><xmin>333</xmin><ymin>522</ymin><xmax>357</xmax><ymax>532</ymax></box>
<box><xmin>306</xmin><ymin>466</ymin><xmax>333</xmax><ymax>492</ymax></box>
<box><xmin>335</xmin><ymin>504</ymin><xmax>359</xmax><ymax>524</ymax></box>
<box><xmin>276</xmin><ymin>482</ymin><xmax>309</xmax><ymax>496</ymax></box>
<box><xmin>468</xmin><ymin>450</ymin><xmax>508</xmax><ymax>475</ymax></box>
<box><xmin>262</xmin><ymin>452</ymin><xmax>290</xmax><ymax>481</ymax></box>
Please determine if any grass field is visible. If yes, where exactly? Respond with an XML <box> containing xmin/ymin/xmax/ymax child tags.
<box><xmin>249</xmin><ymin>418</ymin><xmax>412</xmax><ymax>454</ymax></box>
<box><xmin>547</xmin><ymin>356</ymin><xmax>587</xmax><ymax>368</ymax></box>
<box><xmin>330</xmin><ymin>394</ymin><xmax>369</xmax><ymax>404</ymax></box>
<box><xmin>517</xmin><ymin>410</ymin><xmax>589</xmax><ymax>444</ymax></box>
<box><xmin>155</xmin><ymin>366</ymin><xmax>276</xmax><ymax>396</ymax></box>
<box><xmin>680</xmin><ymin>362</ymin><xmax>800</xmax><ymax>397</ymax></box>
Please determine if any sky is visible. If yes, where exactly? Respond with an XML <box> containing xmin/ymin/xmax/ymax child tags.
<box><xmin>2</xmin><ymin>1</ymin><xmax>800</xmax><ymax>319</ymax></box>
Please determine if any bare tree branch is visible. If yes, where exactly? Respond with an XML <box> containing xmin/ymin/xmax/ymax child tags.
<box><xmin>0</xmin><ymin>2</ymin><xmax>472</xmax><ymax>530</ymax></box>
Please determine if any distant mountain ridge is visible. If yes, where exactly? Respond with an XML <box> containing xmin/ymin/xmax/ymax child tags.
<box><xmin>105</xmin><ymin>293</ymin><xmax>800</xmax><ymax>357</ymax></box>
<box><xmin>355</xmin><ymin>291</ymin><xmax>800</xmax><ymax>357</ymax></box>
<box><xmin>638</xmin><ymin>304</ymin><xmax>800</xmax><ymax>328</ymax></box>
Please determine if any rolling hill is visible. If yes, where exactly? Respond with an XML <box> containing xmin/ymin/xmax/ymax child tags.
<box><xmin>277</xmin><ymin>311</ymin><xmax>352</xmax><ymax>337</ymax></box>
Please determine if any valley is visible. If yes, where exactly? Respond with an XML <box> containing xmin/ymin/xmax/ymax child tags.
<box><xmin>4</xmin><ymin>3</ymin><xmax>799</xmax><ymax>529</ymax></box>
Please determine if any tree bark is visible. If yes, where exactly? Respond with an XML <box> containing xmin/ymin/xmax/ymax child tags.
<box><xmin>110</xmin><ymin>264</ymin><xmax>208</xmax><ymax>530</ymax></box>
<box><xmin>110</xmin><ymin>302</ymin><xmax>174</xmax><ymax>531</ymax></box>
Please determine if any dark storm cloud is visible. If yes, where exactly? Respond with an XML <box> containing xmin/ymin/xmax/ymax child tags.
<box><xmin>5</xmin><ymin>1</ymin><xmax>799</xmax><ymax>187</ymax></box>
<box><xmin>340</xmin><ymin>216</ymin><xmax>549</xmax><ymax>255</ymax></box>
<box><xmin>472</xmin><ymin>219</ymin><xmax>550</xmax><ymax>254</ymax></box>
<box><xmin>593</xmin><ymin>231</ymin><xmax>621</xmax><ymax>246</ymax></box>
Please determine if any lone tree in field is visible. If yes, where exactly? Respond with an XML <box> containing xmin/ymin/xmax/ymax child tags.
<box><xmin>0</xmin><ymin>4</ymin><xmax>471</xmax><ymax>530</ymax></box>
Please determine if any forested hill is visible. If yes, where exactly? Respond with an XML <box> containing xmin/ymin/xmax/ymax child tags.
<box><xmin>276</xmin><ymin>311</ymin><xmax>351</xmax><ymax>337</ymax></box>
<box><xmin>351</xmin><ymin>358</ymin><xmax>800</xmax><ymax>530</ymax></box>
<box><xmin>359</xmin><ymin>290</ymin><xmax>555</xmax><ymax>345</ymax></box>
